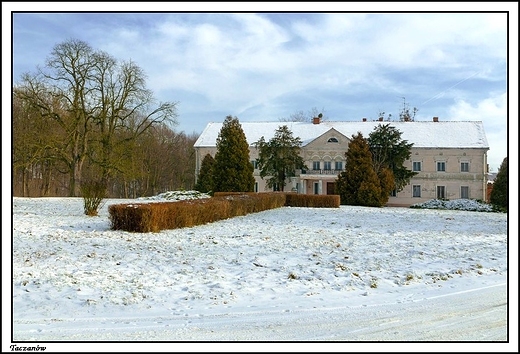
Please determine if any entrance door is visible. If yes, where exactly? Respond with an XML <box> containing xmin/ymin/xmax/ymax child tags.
<box><xmin>327</xmin><ymin>182</ymin><xmax>336</xmax><ymax>195</ymax></box>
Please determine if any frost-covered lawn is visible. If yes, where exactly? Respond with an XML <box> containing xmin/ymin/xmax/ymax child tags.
<box><xmin>9</xmin><ymin>193</ymin><xmax>511</xmax><ymax>350</ymax></box>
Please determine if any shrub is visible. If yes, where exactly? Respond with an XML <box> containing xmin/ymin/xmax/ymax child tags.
<box><xmin>80</xmin><ymin>180</ymin><xmax>107</xmax><ymax>216</ymax></box>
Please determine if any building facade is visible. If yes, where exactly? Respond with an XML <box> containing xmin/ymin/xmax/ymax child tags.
<box><xmin>194</xmin><ymin>117</ymin><xmax>489</xmax><ymax>207</ymax></box>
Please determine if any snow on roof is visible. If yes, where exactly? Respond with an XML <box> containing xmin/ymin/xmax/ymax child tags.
<box><xmin>193</xmin><ymin>120</ymin><xmax>489</xmax><ymax>149</ymax></box>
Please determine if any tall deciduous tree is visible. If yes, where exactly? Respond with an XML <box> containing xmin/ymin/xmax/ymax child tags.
<box><xmin>13</xmin><ymin>39</ymin><xmax>178</xmax><ymax>196</ymax></box>
<box><xmin>195</xmin><ymin>153</ymin><xmax>215</xmax><ymax>194</ymax></box>
<box><xmin>212</xmin><ymin>116</ymin><xmax>255</xmax><ymax>193</ymax></box>
<box><xmin>89</xmin><ymin>56</ymin><xmax>178</xmax><ymax>184</ymax></box>
<box><xmin>368</xmin><ymin>124</ymin><xmax>416</xmax><ymax>193</ymax></box>
<box><xmin>336</xmin><ymin>133</ymin><xmax>383</xmax><ymax>207</ymax></box>
<box><xmin>14</xmin><ymin>39</ymin><xmax>97</xmax><ymax>196</ymax></box>
<box><xmin>490</xmin><ymin>157</ymin><xmax>507</xmax><ymax>211</ymax></box>
<box><xmin>254</xmin><ymin>125</ymin><xmax>307</xmax><ymax>192</ymax></box>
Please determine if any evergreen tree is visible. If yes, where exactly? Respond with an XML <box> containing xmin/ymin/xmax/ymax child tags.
<box><xmin>336</xmin><ymin>133</ymin><xmax>383</xmax><ymax>207</ymax></box>
<box><xmin>254</xmin><ymin>125</ymin><xmax>307</xmax><ymax>192</ymax></box>
<box><xmin>194</xmin><ymin>153</ymin><xmax>215</xmax><ymax>194</ymax></box>
<box><xmin>368</xmin><ymin>124</ymin><xmax>416</xmax><ymax>193</ymax></box>
<box><xmin>490</xmin><ymin>157</ymin><xmax>508</xmax><ymax>211</ymax></box>
<box><xmin>212</xmin><ymin>116</ymin><xmax>255</xmax><ymax>193</ymax></box>
<box><xmin>377</xmin><ymin>167</ymin><xmax>395</xmax><ymax>205</ymax></box>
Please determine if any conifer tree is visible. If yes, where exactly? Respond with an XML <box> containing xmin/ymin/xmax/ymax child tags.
<box><xmin>212</xmin><ymin>116</ymin><xmax>255</xmax><ymax>193</ymax></box>
<box><xmin>490</xmin><ymin>157</ymin><xmax>507</xmax><ymax>211</ymax></box>
<box><xmin>336</xmin><ymin>133</ymin><xmax>383</xmax><ymax>206</ymax></box>
<box><xmin>368</xmin><ymin>124</ymin><xmax>416</xmax><ymax>193</ymax></box>
<box><xmin>377</xmin><ymin>167</ymin><xmax>395</xmax><ymax>205</ymax></box>
<box><xmin>254</xmin><ymin>125</ymin><xmax>307</xmax><ymax>191</ymax></box>
<box><xmin>194</xmin><ymin>153</ymin><xmax>215</xmax><ymax>194</ymax></box>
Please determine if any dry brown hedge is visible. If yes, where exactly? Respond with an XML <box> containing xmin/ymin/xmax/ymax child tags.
<box><xmin>284</xmin><ymin>193</ymin><xmax>340</xmax><ymax>208</ymax></box>
<box><xmin>109</xmin><ymin>193</ymin><xmax>285</xmax><ymax>232</ymax></box>
<box><xmin>109</xmin><ymin>192</ymin><xmax>339</xmax><ymax>232</ymax></box>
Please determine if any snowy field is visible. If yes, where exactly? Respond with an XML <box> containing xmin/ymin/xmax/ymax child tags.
<box><xmin>6</xmin><ymin>193</ymin><xmax>517</xmax><ymax>352</ymax></box>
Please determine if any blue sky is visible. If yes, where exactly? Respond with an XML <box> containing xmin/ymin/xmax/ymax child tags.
<box><xmin>4</xmin><ymin>3</ymin><xmax>517</xmax><ymax>172</ymax></box>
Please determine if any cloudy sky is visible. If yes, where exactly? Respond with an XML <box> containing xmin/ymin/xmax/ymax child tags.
<box><xmin>4</xmin><ymin>3</ymin><xmax>517</xmax><ymax>172</ymax></box>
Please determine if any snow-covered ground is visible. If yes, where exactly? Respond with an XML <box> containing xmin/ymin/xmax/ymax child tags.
<box><xmin>6</xmin><ymin>193</ymin><xmax>517</xmax><ymax>352</ymax></box>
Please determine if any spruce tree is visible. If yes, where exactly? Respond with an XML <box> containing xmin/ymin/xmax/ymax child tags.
<box><xmin>490</xmin><ymin>157</ymin><xmax>507</xmax><ymax>211</ymax></box>
<box><xmin>194</xmin><ymin>153</ymin><xmax>215</xmax><ymax>194</ymax></box>
<box><xmin>212</xmin><ymin>115</ymin><xmax>255</xmax><ymax>193</ymax></box>
<box><xmin>254</xmin><ymin>125</ymin><xmax>307</xmax><ymax>192</ymax></box>
<box><xmin>336</xmin><ymin>133</ymin><xmax>383</xmax><ymax>207</ymax></box>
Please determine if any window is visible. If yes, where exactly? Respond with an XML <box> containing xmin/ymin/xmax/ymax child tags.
<box><xmin>254</xmin><ymin>182</ymin><xmax>258</xmax><ymax>193</ymax></box>
<box><xmin>251</xmin><ymin>160</ymin><xmax>258</xmax><ymax>169</ymax></box>
<box><xmin>323</xmin><ymin>161</ymin><xmax>332</xmax><ymax>170</ymax></box>
<box><xmin>412</xmin><ymin>161</ymin><xmax>421</xmax><ymax>172</ymax></box>
<box><xmin>313</xmin><ymin>182</ymin><xmax>319</xmax><ymax>195</ymax></box>
<box><xmin>461</xmin><ymin>162</ymin><xmax>469</xmax><ymax>172</ymax></box>
<box><xmin>413</xmin><ymin>185</ymin><xmax>421</xmax><ymax>197</ymax></box>
<box><xmin>437</xmin><ymin>161</ymin><xmax>446</xmax><ymax>172</ymax></box>
<box><xmin>313</xmin><ymin>161</ymin><xmax>320</xmax><ymax>170</ymax></box>
<box><xmin>335</xmin><ymin>161</ymin><xmax>343</xmax><ymax>171</ymax></box>
<box><xmin>390</xmin><ymin>189</ymin><xmax>397</xmax><ymax>197</ymax></box>
<box><xmin>327</xmin><ymin>137</ymin><xmax>339</xmax><ymax>143</ymax></box>
<box><xmin>437</xmin><ymin>186</ymin><xmax>446</xmax><ymax>199</ymax></box>
<box><xmin>461</xmin><ymin>186</ymin><xmax>469</xmax><ymax>199</ymax></box>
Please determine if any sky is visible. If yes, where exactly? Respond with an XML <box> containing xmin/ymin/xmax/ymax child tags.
<box><xmin>4</xmin><ymin>3</ymin><xmax>517</xmax><ymax>173</ymax></box>
<box><xmin>7</xmin><ymin>192</ymin><xmax>515</xmax><ymax>351</ymax></box>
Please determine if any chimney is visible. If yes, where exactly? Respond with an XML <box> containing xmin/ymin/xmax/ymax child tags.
<box><xmin>433</xmin><ymin>116</ymin><xmax>439</xmax><ymax>122</ymax></box>
<box><xmin>313</xmin><ymin>117</ymin><xmax>321</xmax><ymax>124</ymax></box>
<box><xmin>378</xmin><ymin>117</ymin><xmax>383</xmax><ymax>122</ymax></box>
<box><xmin>362</xmin><ymin>117</ymin><xmax>367</xmax><ymax>122</ymax></box>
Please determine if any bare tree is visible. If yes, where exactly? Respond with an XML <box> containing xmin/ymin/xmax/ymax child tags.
<box><xmin>89</xmin><ymin>54</ymin><xmax>178</xmax><ymax>184</ymax></box>
<box><xmin>279</xmin><ymin>107</ymin><xmax>328</xmax><ymax>122</ymax></box>
<box><xmin>13</xmin><ymin>39</ymin><xmax>178</xmax><ymax>196</ymax></box>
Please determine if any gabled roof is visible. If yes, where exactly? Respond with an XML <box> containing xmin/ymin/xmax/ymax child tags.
<box><xmin>303</xmin><ymin>127</ymin><xmax>350</xmax><ymax>147</ymax></box>
<box><xmin>193</xmin><ymin>121</ymin><xmax>489</xmax><ymax>149</ymax></box>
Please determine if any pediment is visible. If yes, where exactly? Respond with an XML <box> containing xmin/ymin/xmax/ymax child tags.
<box><xmin>304</xmin><ymin>128</ymin><xmax>350</xmax><ymax>150</ymax></box>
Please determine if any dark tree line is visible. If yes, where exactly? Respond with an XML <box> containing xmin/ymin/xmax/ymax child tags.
<box><xmin>12</xmin><ymin>39</ymin><xmax>197</xmax><ymax>198</ymax></box>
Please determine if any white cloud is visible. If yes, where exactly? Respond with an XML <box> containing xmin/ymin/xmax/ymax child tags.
<box><xmin>7</xmin><ymin>11</ymin><xmax>510</xmax><ymax>168</ymax></box>
<box><xmin>448</xmin><ymin>93</ymin><xmax>507</xmax><ymax>171</ymax></box>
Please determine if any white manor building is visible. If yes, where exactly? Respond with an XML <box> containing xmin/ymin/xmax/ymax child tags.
<box><xmin>193</xmin><ymin>116</ymin><xmax>490</xmax><ymax>207</ymax></box>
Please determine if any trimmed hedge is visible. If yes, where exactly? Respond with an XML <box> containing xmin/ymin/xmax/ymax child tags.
<box><xmin>109</xmin><ymin>192</ymin><xmax>340</xmax><ymax>232</ymax></box>
<box><xmin>285</xmin><ymin>193</ymin><xmax>340</xmax><ymax>208</ymax></box>
<box><xmin>109</xmin><ymin>193</ymin><xmax>285</xmax><ymax>232</ymax></box>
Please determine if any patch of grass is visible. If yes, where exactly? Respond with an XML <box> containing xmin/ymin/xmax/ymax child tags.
<box><xmin>370</xmin><ymin>278</ymin><xmax>378</xmax><ymax>288</ymax></box>
<box><xmin>288</xmin><ymin>272</ymin><xmax>298</xmax><ymax>280</ymax></box>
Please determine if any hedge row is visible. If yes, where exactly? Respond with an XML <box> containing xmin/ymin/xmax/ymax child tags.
<box><xmin>108</xmin><ymin>193</ymin><xmax>285</xmax><ymax>232</ymax></box>
<box><xmin>214</xmin><ymin>192</ymin><xmax>341</xmax><ymax>208</ymax></box>
<box><xmin>108</xmin><ymin>192</ymin><xmax>340</xmax><ymax>233</ymax></box>
<box><xmin>284</xmin><ymin>193</ymin><xmax>340</xmax><ymax>208</ymax></box>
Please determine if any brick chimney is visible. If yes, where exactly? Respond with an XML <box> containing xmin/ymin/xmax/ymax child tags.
<box><xmin>433</xmin><ymin>116</ymin><xmax>439</xmax><ymax>122</ymax></box>
<box><xmin>313</xmin><ymin>116</ymin><xmax>321</xmax><ymax>124</ymax></box>
<box><xmin>362</xmin><ymin>118</ymin><xmax>367</xmax><ymax>122</ymax></box>
<box><xmin>378</xmin><ymin>117</ymin><xmax>384</xmax><ymax>122</ymax></box>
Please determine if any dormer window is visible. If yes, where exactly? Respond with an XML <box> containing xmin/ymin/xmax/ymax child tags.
<box><xmin>327</xmin><ymin>137</ymin><xmax>339</xmax><ymax>143</ymax></box>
